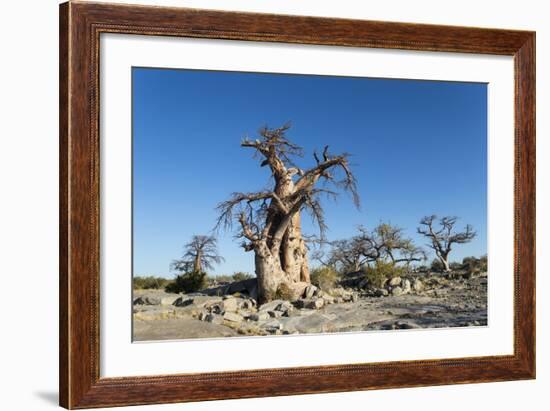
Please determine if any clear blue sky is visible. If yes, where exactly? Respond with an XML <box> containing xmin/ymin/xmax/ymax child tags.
<box><xmin>132</xmin><ymin>67</ymin><xmax>487</xmax><ymax>278</ymax></box>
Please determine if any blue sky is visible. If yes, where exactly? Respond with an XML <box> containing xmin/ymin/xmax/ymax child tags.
<box><xmin>132</xmin><ymin>67</ymin><xmax>487</xmax><ymax>278</ymax></box>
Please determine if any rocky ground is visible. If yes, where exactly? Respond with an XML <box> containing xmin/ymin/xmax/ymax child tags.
<box><xmin>133</xmin><ymin>274</ymin><xmax>487</xmax><ymax>341</ymax></box>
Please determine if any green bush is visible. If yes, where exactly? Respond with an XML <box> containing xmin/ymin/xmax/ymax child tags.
<box><xmin>310</xmin><ymin>266</ymin><xmax>339</xmax><ymax>290</ymax></box>
<box><xmin>363</xmin><ymin>260</ymin><xmax>404</xmax><ymax>288</ymax></box>
<box><xmin>165</xmin><ymin>271</ymin><xmax>208</xmax><ymax>294</ymax></box>
<box><xmin>232</xmin><ymin>272</ymin><xmax>253</xmax><ymax>282</ymax></box>
<box><xmin>462</xmin><ymin>255</ymin><xmax>488</xmax><ymax>275</ymax></box>
<box><xmin>133</xmin><ymin>276</ymin><xmax>172</xmax><ymax>290</ymax></box>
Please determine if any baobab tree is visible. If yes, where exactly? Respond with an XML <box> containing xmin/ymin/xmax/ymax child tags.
<box><xmin>417</xmin><ymin>215</ymin><xmax>476</xmax><ymax>272</ymax></box>
<box><xmin>317</xmin><ymin>223</ymin><xmax>425</xmax><ymax>273</ymax></box>
<box><xmin>216</xmin><ymin>124</ymin><xmax>359</xmax><ymax>303</ymax></box>
<box><xmin>171</xmin><ymin>235</ymin><xmax>224</xmax><ymax>273</ymax></box>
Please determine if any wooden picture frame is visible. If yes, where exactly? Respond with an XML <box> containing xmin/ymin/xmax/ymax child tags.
<box><xmin>59</xmin><ymin>1</ymin><xmax>535</xmax><ymax>408</ymax></box>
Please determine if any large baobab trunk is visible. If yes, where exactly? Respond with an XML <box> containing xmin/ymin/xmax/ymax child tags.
<box><xmin>281</xmin><ymin>214</ymin><xmax>310</xmax><ymax>283</ymax></box>
<box><xmin>253</xmin><ymin>242</ymin><xmax>287</xmax><ymax>301</ymax></box>
<box><xmin>253</xmin><ymin>240</ymin><xmax>310</xmax><ymax>302</ymax></box>
<box><xmin>255</xmin><ymin>205</ymin><xmax>311</xmax><ymax>303</ymax></box>
<box><xmin>274</xmin><ymin>171</ymin><xmax>310</xmax><ymax>284</ymax></box>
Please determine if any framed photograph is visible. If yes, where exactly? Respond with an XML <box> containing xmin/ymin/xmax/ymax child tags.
<box><xmin>59</xmin><ymin>1</ymin><xmax>535</xmax><ymax>408</ymax></box>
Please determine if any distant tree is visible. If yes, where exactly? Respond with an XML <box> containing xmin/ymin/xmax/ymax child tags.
<box><xmin>319</xmin><ymin>223</ymin><xmax>425</xmax><ymax>273</ymax></box>
<box><xmin>171</xmin><ymin>235</ymin><xmax>224</xmax><ymax>273</ymax></box>
<box><xmin>417</xmin><ymin>215</ymin><xmax>476</xmax><ymax>272</ymax></box>
<box><xmin>315</xmin><ymin>238</ymin><xmax>363</xmax><ymax>273</ymax></box>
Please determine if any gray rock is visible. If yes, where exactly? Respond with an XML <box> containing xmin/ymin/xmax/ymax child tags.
<box><xmin>394</xmin><ymin>321</ymin><xmax>419</xmax><ymax>329</ymax></box>
<box><xmin>374</xmin><ymin>288</ymin><xmax>389</xmax><ymax>297</ymax></box>
<box><xmin>172</xmin><ymin>296</ymin><xmax>194</xmax><ymax>307</ymax></box>
<box><xmin>303</xmin><ymin>284</ymin><xmax>319</xmax><ymax>299</ymax></box>
<box><xmin>223</xmin><ymin>311</ymin><xmax>244</xmax><ymax>323</ymax></box>
<box><xmin>133</xmin><ymin>317</ymin><xmax>239</xmax><ymax>340</ymax></box>
<box><xmin>200</xmin><ymin>278</ymin><xmax>259</xmax><ymax>300</ymax></box>
<box><xmin>205</xmin><ymin>314</ymin><xmax>224</xmax><ymax>324</ymax></box>
<box><xmin>330</xmin><ymin>287</ymin><xmax>350</xmax><ymax>298</ymax></box>
<box><xmin>323</xmin><ymin>295</ymin><xmax>335</xmax><ymax>304</ymax></box>
<box><xmin>207</xmin><ymin>303</ymin><xmax>223</xmax><ymax>314</ymax></box>
<box><xmin>222</xmin><ymin>297</ymin><xmax>239</xmax><ymax>312</ymax></box>
<box><xmin>160</xmin><ymin>295</ymin><xmax>181</xmax><ymax>306</ymax></box>
<box><xmin>173</xmin><ymin>295</ymin><xmax>223</xmax><ymax>308</ymax></box>
<box><xmin>391</xmin><ymin>286</ymin><xmax>404</xmax><ymax>296</ymax></box>
<box><xmin>226</xmin><ymin>280</ymin><xmax>248</xmax><ymax>294</ymax></box>
<box><xmin>249</xmin><ymin>311</ymin><xmax>271</xmax><ymax>321</ymax></box>
<box><xmin>389</xmin><ymin>277</ymin><xmax>402</xmax><ymax>287</ymax></box>
<box><xmin>133</xmin><ymin>308</ymin><xmax>174</xmax><ymax>321</ymax></box>
<box><xmin>342</xmin><ymin>294</ymin><xmax>354</xmax><ymax>302</ymax></box>
<box><xmin>262</xmin><ymin>320</ymin><xmax>283</xmax><ymax>331</ymax></box>
<box><xmin>201</xmin><ymin>284</ymin><xmax>230</xmax><ymax>297</ymax></box>
<box><xmin>358</xmin><ymin>278</ymin><xmax>370</xmax><ymax>289</ymax></box>
<box><xmin>259</xmin><ymin>299</ymin><xmax>287</xmax><ymax>312</ymax></box>
<box><xmin>133</xmin><ymin>295</ymin><xmax>162</xmax><ymax>305</ymax></box>
<box><xmin>401</xmin><ymin>279</ymin><xmax>411</xmax><ymax>294</ymax></box>
<box><xmin>227</xmin><ymin>278</ymin><xmax>258</xmax><ymax>298</ymax></box>
<box><xmin>239</xmin><ymin>299</ymin><xmax>256</xmax><ymax>310</ymax></box>
<box><xmin>412</xmin><ymin>278</ymin><xmax>424</xmax><ymax>292</ymax></box>
<box><xmin>277</xmin><ymin>301</ymin><xmax>295</xmax><ymax>315</ymax></box>
<box><xmin>305</xmin><ymin>298</ymin><xmax>324</xmax><ymax>309</ymax></box>
<box><xmin>268</xmin><ymin>310</ymin><xmax>283</xmax><ymax>318</ymax></box>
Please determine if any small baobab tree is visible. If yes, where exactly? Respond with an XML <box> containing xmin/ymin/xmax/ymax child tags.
<box><xmin>318</xmin><ymin>223</ymin><xmax>425</xmax><ymax>273</ymax></box>
<box><xmin>216</xmin><ymin>124</ymin><xmax>359</xmax><ymax>303</ymax></box>
<box><xmin>171</xmin><ymin>235</ymin><xmax>224</xmax><ymax>273</ymax></box>
<box><xmin>417</xmin><ymin>215</ymin><xmax>476</xmax><ymax>272</ymax></box>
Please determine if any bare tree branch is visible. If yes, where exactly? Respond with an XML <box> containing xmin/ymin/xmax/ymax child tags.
<box><xmin>323</xmin><ymin>223</ymin><xmax>425</xmax><ymax>273</ymax></box>
<box><xmin>417</xmin><ymin>215</ymin><xmax>476</xmax><ymax>271</ymax></box>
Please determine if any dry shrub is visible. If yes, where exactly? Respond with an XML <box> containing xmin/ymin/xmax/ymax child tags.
<box><xmin>310</xmin><ymin>266</ymin><xmax>339</xmax><ymax>290</ymax></box>
<box><xmin>363</xmin><ymin>260</ymin><xmax>404</xmax><ymax>288</ymax></box>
